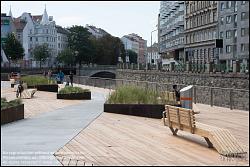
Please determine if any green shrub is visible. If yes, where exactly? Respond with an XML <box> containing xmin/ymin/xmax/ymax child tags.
<box><xmin>58</xmin><ymin>86</ymin><xmax>90</xmax><ymax>94</ymax></box>
<box><xmin>21</xmin><ymin>75</ymin><xmax>56</xmax><ymax>86</ymax></box>
<box><xmin>1</xmin><ymin>98</ymin><xmax>22</xmax><ymax>110</ymax></box>
<box><xmin>107</xmin><ymin>85</ymin><xmax>162</xmax><ymax>104</ymax></box>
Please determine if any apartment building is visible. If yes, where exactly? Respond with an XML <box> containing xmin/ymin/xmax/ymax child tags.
<box><xmin>218</xmin><ymin>1</ymin><xmax>249</xmax><ymax>71</ymax></box>
<box><xmin>159</xmin><ymin>1</ymin><xmax>185</xmax><ymax>64</ymax></box>
<box><xmin>184</xmin><ymin>1</ymin><xmax>218</xmax><ymax>69</ymax></box>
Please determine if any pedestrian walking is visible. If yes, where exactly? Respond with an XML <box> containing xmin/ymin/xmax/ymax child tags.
<box><xmin>48</xmin><ymin>70</ymin><xmax>52</xmax><ymax>83</ymax></box>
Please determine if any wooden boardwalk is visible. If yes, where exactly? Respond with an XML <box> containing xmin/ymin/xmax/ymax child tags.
<box><xmin>55</xmin><ymin>104</ymin><xmax>249</xmax><ymax>166</ymax></box>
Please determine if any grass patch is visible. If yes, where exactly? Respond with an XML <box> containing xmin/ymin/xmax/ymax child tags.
<box><xmin>106</xmin><ymin>85</ymin><xmax>162</xmax><ymax>104</ymax></box>
<box><xmin>1</xmin><ymin>98</ymin><xmax>22</xmax><ymax>110</ymax></box>
<box><xmin>21</xmin><ymin>75</ymin><xmax>56</xmax><ymax>86</ymax></box>
<box><xmin>58</xmin><ymin>86</ymin><xmax>90</xmax><ymax>94</ymax></box>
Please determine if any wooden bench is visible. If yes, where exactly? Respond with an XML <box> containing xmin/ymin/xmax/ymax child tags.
<box><xmin>162</xmin><ymin>105</ymin><xmax>247</xmax><ymax>157</ymax></box>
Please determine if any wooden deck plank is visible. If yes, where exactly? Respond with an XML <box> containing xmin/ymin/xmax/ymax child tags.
<box><xmin>54</xmin><ymin>108</ymin><xmax>249</xmax><ymax>165</ymax></box>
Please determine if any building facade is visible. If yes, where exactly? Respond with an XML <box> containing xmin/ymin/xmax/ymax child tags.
<box><xmin>159</xmin><ymin>1</ymin><xmax>185</xmax><ymax>64</ymax></box>
<box><xmin>1</xmin><ymin>13</ymin><xmax>16</xmax><ymax>42</ymax></box>
<box><xmin>56</xmin><ymin>25</ymin><xmax>69</xmax><ymax>55</ymax></box>
<box><xmin>184</xmin><ymin>1</ymin><xmax>218</xmax><ymax>70</ymax></box>
<box><xmin>86</xmin><ymin>24</ymin><xmax>109</xmax><ymax>38</ymax></box>
<box><xmin>218</xmin><ymin>1</ymin><xmax>249</xmax><ymax>71</ymax></box>
<box><xmin>4</xmin><ymin>7</ymin><xmax>69</xmax><ymax>67</ymax></box>
<box><xmin>1</xmin><ymin>13</ymin><xmax>16</xmax><ymax>66</ymax></box>
<box><xmin>121</xmin><ymin>33</ymin><xmax>147</xmax><ymax>64</ymax></box>
<box><xmin>146</xmin><ymin>43</ymin><xmax>160</xmax><ymax>65</ymax></box>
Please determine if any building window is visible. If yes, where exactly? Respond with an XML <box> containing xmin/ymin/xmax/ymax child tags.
<box><xmin>46</xmin><ymin>29</ymin><xmax>48</xmax><ymax>34</ymax></box>
<box><xmin>46</xmin><ymin>37</ymin><xmax>48</xmax><ymax>42</ymax></box>
<box><xmin>30</xmin><ymin>37</ymin><xmax>32</xmax><ymax>41</ymax></box>
<box><xmin>226</xmin><ymin>45</ymin><xmax>232</xmax><ymax>53</ymax></box>
<box><xmin>220</xmin><ymin>32</ymin><xmax>223</xmax><ymax>39</ymax></box>
<box><xmin>226</xmin><ymin>31</ymin><xmax>231</xmax><ymax>39</ymax></box>
<box><xmin>30</xmin><ymin>29</ymin><xmax>32</xmax><ymax>34</ymax></box>
<box><xmin>234</xmin><ymin>14</ymin><xmax>237</xmax><ymax>24</ymax></box>
<box><xmin>241</xmin><ymin>12</ymin><xmax>247</xmax><ymax>20</ymax></box>
<box><xmin>220</xmin><ymin>17</ymin><xmax>224</xmax><ymax>25</ymax></box>
<box><xmin>242</xmin><ymin>1</ymin><xmax>246</xmax><ymax>5</ymax></box>
<box><xmin>220</xmin><ymin>2</ymin><xmax>225</xmax><ymax>11</ymax></box>
<box><xmin>241</xmin><ymin>44</ymin><xmax>245</xmax><ymax>52</ymax></box>
<box><xmin>213</xmin><ymin>12</ymin><xmax>217</xmax><ymax>22</ymax></box>
<box><xmin>227</xmin><ymin>1</ymin><xmax>232</xmax><ymax>8</ymax></box>
<box><xmin>226</xmin><ymin>16</ymin><xmax>232</xmax><ymax>24</ymax></box>
<box><xmin>234</xmin><ymin>30</ymin><xmax>237</xmax><ymax>37</ymax></box>
<box><xmin>36</xmin><ymin>37</ymin><xmax>38</xmax><ymax>42</ymax></box>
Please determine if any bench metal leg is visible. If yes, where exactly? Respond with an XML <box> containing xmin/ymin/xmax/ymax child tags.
<box><xmin>204</xmin><ymin>137</ymin><xmax>213</xmax><ymax>148</ymax></box>
<box><xmin>170</xmin><ymin>127</ymin><xmax>178</xmax><ymax>136</ymax></box>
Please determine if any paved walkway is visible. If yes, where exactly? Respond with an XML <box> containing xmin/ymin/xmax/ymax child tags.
<box><xmin>1</xmin><ymin>82</ymin><xmax>110</xmax><ymax>166</ymax></box>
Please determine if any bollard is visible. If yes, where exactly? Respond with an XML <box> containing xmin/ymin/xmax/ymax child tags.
<box><xmin>194</xmin><ymin>86</ymin><xmax>196</xmax><ymax>104</ymax></box>
<box><xmin>230</xmin><ymin>89</ymin><xmax>233</xmax><ymax>110</ymax></box>
<box><xmin>210</xmin><ymin>88</ymin><xmax>213</xmax><ymax>107</ymax></box>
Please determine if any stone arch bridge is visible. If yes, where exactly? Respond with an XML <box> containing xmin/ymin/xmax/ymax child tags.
<box><xmin>76</xmin><ymin>65</ymin><xmax>117</xmax><ymax>79</ymax></box>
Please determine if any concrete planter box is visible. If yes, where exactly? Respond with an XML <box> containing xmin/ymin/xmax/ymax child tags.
<box><xmin>57</xmin><ymin>92</ymin><xmax>91</xmax><ymax>100</ymax></box>
<box><xmin>1</xmin><ymin>104</ymin><xmax>24</xmax><ymax>125</ymax></box>
<box><xmin>104</xmin><ymin>104</ymin><xmax>165</xmax><ymax>119</ymax></box>
<box><xmin>28</xmin><ymin>84</ymin><xmax>58</xmax><ymax>92</ymax></box>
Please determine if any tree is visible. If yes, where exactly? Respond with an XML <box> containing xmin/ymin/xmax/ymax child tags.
<box><xmin>127</xmin><ymin>50</ymin><xmax>138</xmax><ymax>64</ymax></box>
<box><xmin>2</xmin><ymin>33</ymin><xmax>24</xmax><ymax>63</ymax></box>
<box><xmin>56</xmin><ymin>48</ymin><xmax>75</xmax><ymax>67</ymax></box>
<box><xmin>32</xmin><ymin>44</ymin><xmax>50</xmax><ymax>68</ymax></box>
<box><xmin>67</xmin><ymin>25</ymin><xmax>94</xmax><ymax>66</ymax></box>
<box><xmin>93</xmin><ymin>34</ymin><xmax>126</xmax><ymax>65</ymax></box>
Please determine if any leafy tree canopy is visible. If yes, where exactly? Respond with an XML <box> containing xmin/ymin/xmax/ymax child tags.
<box><xmin>2</xmin><ymin>33</ymin><xmax>24</xmax><ymax>62</ymax></box>
<box><xmin>32</xmin><ymin>44</ymin><xmax>50</xmax><ymax>68</ymax></box>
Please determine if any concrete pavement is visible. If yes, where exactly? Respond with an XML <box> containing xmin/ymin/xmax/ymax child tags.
<box><xmin>1</xmin><ymin>87</ymin><xmax>109</xmax><ymax>166</ymax></box>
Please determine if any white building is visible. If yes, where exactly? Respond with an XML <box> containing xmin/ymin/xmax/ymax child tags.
<box><xmin>12</xmin><ymin>7</ymin><xmax>58</xmax><ymax>67</ymax></box>
<box><xmin>121</xmin><ymin>34</ymin><xmax>147</xmax><ymax>64</ymax></box>
<box><xmin>56</xmin><ymin>25</ymin><xmax>69</xmax><ymax>55</ymax></box>
<box><xmin>85</xmin><ymin>24</ymin><xmax>109</xmax><ymax>38</ymax></box>
<box><xmin>147</xmin><ymin>43</ymin><xmax>161</xmax><ymax>65</ymax></box>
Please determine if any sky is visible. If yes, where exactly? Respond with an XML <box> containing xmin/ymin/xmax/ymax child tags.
<box><xmin>1</xmin><ymin>1</ymin><xmax>160</xmax><ymax>46</ymax></box>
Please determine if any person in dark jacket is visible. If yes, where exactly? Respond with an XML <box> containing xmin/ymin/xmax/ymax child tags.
<box><xmin>173</xmin><ymin>84</ymin><xmax>180</xmax><ymax>102</ymax></box>
<box><xmin>16</xmin><ymin>81</ymin><xmax>24</xmax><ymax>98</ymax></box>
<box><xmin>69</xmin><ymin>71</ymin><xmax>73</xmax><ymax>86</ymax></box>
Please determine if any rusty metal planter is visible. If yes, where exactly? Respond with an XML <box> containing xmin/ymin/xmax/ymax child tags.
<box><xmin>57</xmin><ymin>92</ymin><xmax>91</xmax><ymax>100</ymax></box>
<box><xmin>104</xmin><ymin>104</ymin><xmax>165</xmax><ymax>119</ymax></box>
<box><xmin>1</xmin><ymin>104</ymin><xmax>24</xmax><ymax>125</ymax></box>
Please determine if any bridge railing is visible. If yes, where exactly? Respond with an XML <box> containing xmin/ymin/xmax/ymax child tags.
<box><xmin>74</xmin><ymin>75</ymin><xmax>249</xmax><ymax>111</ymax></box>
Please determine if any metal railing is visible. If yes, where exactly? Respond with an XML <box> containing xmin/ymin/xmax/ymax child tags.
<box><xmin>74</xmin><ymin>75</ymin><xmax>249</xmax><ymax>111</ymax></box>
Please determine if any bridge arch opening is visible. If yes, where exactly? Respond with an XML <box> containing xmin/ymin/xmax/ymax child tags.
<box><xmin>90</xmin><ymin>71</ymin><xmax>116</xmax><ymax>79</ymax></box>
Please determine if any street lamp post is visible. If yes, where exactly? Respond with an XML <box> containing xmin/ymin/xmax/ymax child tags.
<box><xmin>74</xmin><ymin>50</ymin><xmax>80</xmax><ymax>84</ymax></box>
<box><xmin>148</xmin><ymin>29</ymin><xmax>158</xmax><ymax>71</ymax></box>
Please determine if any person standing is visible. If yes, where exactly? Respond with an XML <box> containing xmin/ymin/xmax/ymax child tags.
<box><xmin>47</xmin><ymin>70</ymin><xmax>52</xmax><ymax>83</ymax></box>
<box><xmin>173</xmin><ymin>84</ymin><xmax>180</xmax><ymax>102</ymax></box>
<box><xmin>69</xmin><ymin>71</ymin><xmax>73</xmax><ymax>86</ymax></box>
<box><xmin>59</xmin><ymin>70</ymin><xmax>64</xmax><ymax>84</ymax></box>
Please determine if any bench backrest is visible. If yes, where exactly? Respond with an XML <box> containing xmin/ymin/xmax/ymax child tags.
<box><xmin>162</xmin><ymin>91</ymin><xmax>176</xmax><ymax>102</ymax></box>
<box><xmin>165</xmin><ymin>105</ymin><xmax>196</xmax><ymax>133</ymax></box>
